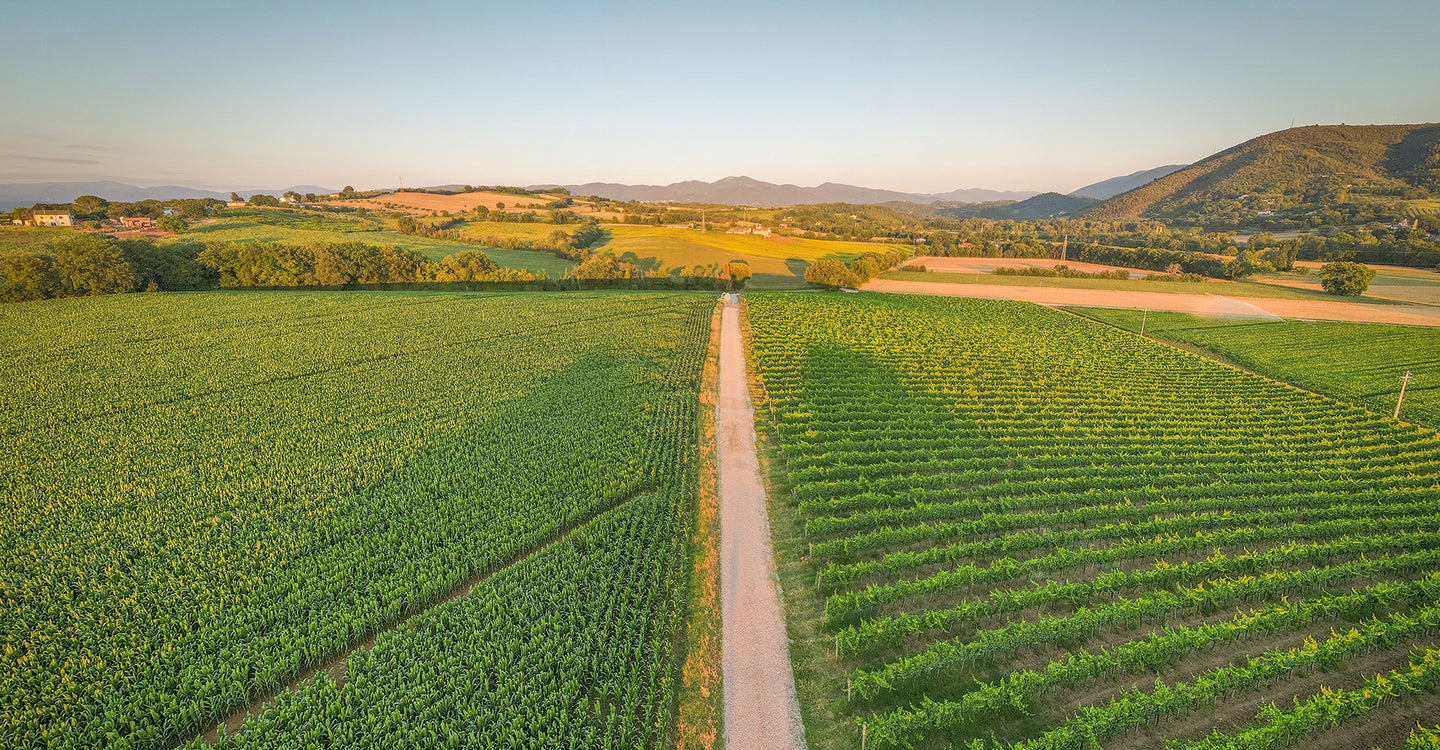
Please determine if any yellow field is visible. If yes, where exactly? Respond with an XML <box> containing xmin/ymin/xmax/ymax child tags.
<box><xmin>333</xmin><ymin>191</ymin><xmax>621</xmax><ymax>220</ymax></box>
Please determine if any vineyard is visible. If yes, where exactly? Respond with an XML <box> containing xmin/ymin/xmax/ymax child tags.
<box><xmin>1067</xmin><ymin>308</ymin><xmax>1440</xmax><ymax>432</ymax></box>
<box><xmin>0</xmin><ymin>290</ymin><xmax>714</xmax><ymax>749</ymax></box>
<box><xmin>744</xmin><ymin>292</ymin><xmax>1440</xmax><ymax>749</ymax></box>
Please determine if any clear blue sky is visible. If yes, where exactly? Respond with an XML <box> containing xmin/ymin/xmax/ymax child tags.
<box><xmin>3</xmin><ymin>0</ymin><xmax>1437</xmax><ymax>194</ymax></box>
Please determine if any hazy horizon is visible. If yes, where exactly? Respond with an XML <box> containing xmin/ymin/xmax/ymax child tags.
<box><xmin>3</xmin><ymin>0</ymin><xmax>1438</xmax><ymax>195</ymax></box>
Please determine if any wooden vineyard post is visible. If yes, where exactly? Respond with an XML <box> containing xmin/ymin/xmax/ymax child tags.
<box><xmin>861</xmin><ymin>722</ymin><xmax>867</xmax><ymax>750</ymax></box>
<box><xmin>1140</xmin><ymin>309</ymin><xmax>1148</xmax><ymax>337</ymax></box>
<box><xmin>1395</xmin><ymin>371</ymin><xmax>1413</xmax><ymax>420</ymax></box>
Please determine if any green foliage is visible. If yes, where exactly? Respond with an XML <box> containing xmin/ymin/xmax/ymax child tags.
<box><xmin>1320</xmin><ymin>260</ymin><xmax>1378</xmax><ymax>295</ymax></box>
<box><xmin>196</xmin><ymin>240</ymin><xmax>538</xmax><ymax>287</ymax></box>
<box><xmin>0</xmin><ymin>249</ymin><xmax>63</xmax><ymax>301</ymax></box>
<box><xmin>0</xmin><ymin>291</ymin><xmax>712</xmax><ymax>748</ymax></box>
<box><xmin>53</xmin><ymin>234</ymin><xmax>137</xmax><ymax>295</ymax></box>
<box><xmin>744</xmin><ymin>292</ymin><xmax>1440</xmax><ymax>749</ymax></box>
<box><xmin>804</xmin><ymin>259</ymin><xmax>858</xmax><ymax>289</ymax></box>
<box><xmin>247</xmin><ymin>194</ymin><xmax>281</xmax><ymax>207</ymax></box>
<box><xmin>155</xmin><ymin>215</ymin><xmax>186</xmax><ymax>233</ymax></box>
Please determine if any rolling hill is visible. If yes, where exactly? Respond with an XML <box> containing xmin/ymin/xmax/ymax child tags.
<box><xmin>1085</xmin><ymin>123</ymin><xmax>1440</xmax><ymax>222</ymax></box>
<box><xmin>939</xmin><ymin>192</ymin><xmax>1100</xmax><ymax>220</ymax></box>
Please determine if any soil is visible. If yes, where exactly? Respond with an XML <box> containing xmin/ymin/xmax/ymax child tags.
<box><xmin>864</xmin><ymin>278</ymin><xmax>1440</xmax><ymax>327</ymax></box>
<box><xmin>718</xmin><ymin>294</ymin><xmax>807</xmax><ymax>750</ymax></box>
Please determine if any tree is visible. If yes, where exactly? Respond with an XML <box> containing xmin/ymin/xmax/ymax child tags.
<box><xmin>248</xmin><ymin>194</ymin><xmax>281</xmax><ymax>207</ymax></box>
<box><xmin>156</xmin><ymin>215</ymin><xmax>186</xmax><ymax>233</ymax></box>
<box><xmin>804</xmin><ymin>260</ymin><xmax>858</xmax><ymax>289</ymax></box>
<box><xmin>724</xmin><ymin>260</ymin><xmax>752</xmax><ymax>290</ymax></box>
<box><xmin>0</xmin><ymin>250</ymin><xmax>63</xmax><ymax>301</ymax></box>
<box><xmin>1319</xmin><ymin>261</ymin><xmax>1377</xmax><ymax>296</ymax></box>
<box><xmin>73</xmin><ymin>195</ymin><xmax>109</xmax><ymax>217</ymax></box>
<box><xmin>340</xmin><ymin>185</ymin><xmax>357</xmax><ymax>198</ymax></box>
<box><xmin>231</xmin><ymin>192</ymin><xmax>243</xmax><ymax>203</ymax></box>
<box><xmin>53</xmin><ymin>235</ymin><xmax>137</xmax><ymax>296</ymax></box>
<box><xmin>1224</xmin><ymin>249</ymin><xmax>1272</xmax><ymax>279</ymax></box>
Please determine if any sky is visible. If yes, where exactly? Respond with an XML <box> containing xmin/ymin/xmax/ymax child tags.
<box><xmin>2</xmin><ymin>0</ymin><xmax>1438</xmax><ymax>195</ymax></box>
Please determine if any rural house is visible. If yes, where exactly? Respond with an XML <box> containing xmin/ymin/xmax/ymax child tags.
<box><xmin>32</xmin><ymin>210</ymin><xmax>74</xmax><ymax>227</ymax></box>
<box><xmin>120</xmin><ymin>216</ymin><xmax>155</xmax><ymax>229</ymax></box>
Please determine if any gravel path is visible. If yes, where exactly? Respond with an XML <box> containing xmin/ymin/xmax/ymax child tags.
<box><xmin>717</xmin><ymin>294</ymin><xmax>806</xmax><ymax>750</ymax></box>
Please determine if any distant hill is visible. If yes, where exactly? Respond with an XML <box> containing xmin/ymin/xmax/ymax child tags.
<box><xmin>939</xmin><ymin>192</ymin><xmax>1100</xmax><ymax>220</ymax></box>
<box><xmin>0</xmin><ymin>181</ymin><xmax>334</xmax><ymax>211</ymax></box>
<box><xmin>1070</xmin><ymin>165</ymin><xmax>1186</xmax><ymax>199</ymax></box>
<box><xmin>540</xmin><ymin>176</ymin><xmax>1037</xmax><ymax>207</ymax></box>
<box><xmin>1085</xmin><ymin>124</ymin><xmax>1440</xmax><ymax>222</ymax></box>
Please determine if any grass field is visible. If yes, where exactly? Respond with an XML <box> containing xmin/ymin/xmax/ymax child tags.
<box><xmin>0</xmin><ymin>225</ymin><xmax>82</xmax><ymax>252</ymax></box>
<box><xmin>744</xmin><ymin>292</ymin><xmax>1440</xmax><ymax>750</ymax></box>
<box><xmin>0</xmin><ymin>291</ymin><xmax>712</xmax><ymax>749</ymax></box>
<box><xmin>599</xmin><ymin>225</ymin><xmax>908</xmax><ymax>289</ymax></box>
<box><xmin>176</xmin><ymin>212</ymin><xmax>574</xmax><ymax>276</ymax></box>
<box><xmin>879</xmin><ymin>268</ymin><xmax>1417</xmax><ymax>304</ymax></box>
<box><xmin>1068</xmin><ymin>308</ymin><xmax>1440</xmax><ymax>430</ymax></box>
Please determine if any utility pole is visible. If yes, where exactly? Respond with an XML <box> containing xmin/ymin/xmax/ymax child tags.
<box><xmin>1395</xmin><ymin>371</ymin><xmax>1414</xmax><ymax>420</ymax></box>
<box><xmin>1061</xmin><ymin>234</ymin><xmax>1068</xmax><ymax>261</ymax></box>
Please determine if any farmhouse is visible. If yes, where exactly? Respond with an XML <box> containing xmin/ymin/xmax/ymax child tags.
<box><xmin>225</xmin><ymin>200</ymin><xmax>247</xmax><ymax>208</ymax></box>
<box><xmin>120</xmin><ymin>216</ymin><xmax>155</xmax><ymax>229</ymax></box>
<box><xmin>32</xmin><ymin>210</ymin><xmax>74</xmax><ymax>227</ymax></box>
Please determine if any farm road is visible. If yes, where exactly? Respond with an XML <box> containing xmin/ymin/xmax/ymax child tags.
<box><xmin>717</xmin><ymin>294</ymin><xmax>806</xmax><ymax>750</ymax></box>
<box><xmin>864</xmin><ymin>278</ymin><xmax>1440</xmax><ymax>327</ymax></box>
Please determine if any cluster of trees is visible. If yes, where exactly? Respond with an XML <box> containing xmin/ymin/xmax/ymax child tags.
<box><xmin>198</xmin><ymin>241</ymin><xmax>539</xmax><ymax>287</ymax></box>
<box><xmin>0</xmin><ymin>235</ymin><xmax>211</xmax><ymax>302</ymax></box>
<box><xmin>11</xmin><ymin>196</ymin><xmax>222</xmax><ymax>227</ymax></box>
<box><xmin>567</xmin><ymin>254</ymin><xmax>752</xmax><ymax>290</ymax></box>
<box><xmin>804</xmin><ymin>248</ymin><xmax>912</xmax><ymax>289</ymax></box>
<box><xmin>994</xmin><ymin>264</ymin><xmax>1131</xmax><ymax>280</ymax></box>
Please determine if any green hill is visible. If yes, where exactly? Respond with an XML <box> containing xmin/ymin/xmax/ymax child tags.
<box><xmin>1085</xmin><ymin>124</ymin><xmax>1440</xmax><ymax>226</ymax></box>
<box><xmin>940</xmin><ymin>192</ymin><xmax>1099</xmax><ymax>220</ymax></box>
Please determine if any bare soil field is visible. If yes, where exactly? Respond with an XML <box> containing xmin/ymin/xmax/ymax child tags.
<box><xmin>905</xmin><ymin>254</ymin><xmax>1157</xmax><ymax>277</ymax></box>
<box><xmin>330</xmin><ymin>191</ymin><xmax>621</xmax><ymax>219</ymax></box>
<box><xmin>864</xmin><ymin>278</ymin><xmax>1440</xmax><ymax>326</ymax></box>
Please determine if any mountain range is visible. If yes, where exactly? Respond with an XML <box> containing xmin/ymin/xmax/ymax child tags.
<box><xmin>533</xmin><ymin>176</ymin><xmax>1039</xmax><ymax>207</ymax></box>
<box><xmin>1069</xmin><ymin>165</ymin><xmax>1186</xmax><ymax>199</ymax></box>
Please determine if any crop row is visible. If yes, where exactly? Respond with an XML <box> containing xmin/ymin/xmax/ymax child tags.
<box><xmin>742</xmin><ymin>292</ymin><xmax>1440</xmax><ymax>748</ymax></box>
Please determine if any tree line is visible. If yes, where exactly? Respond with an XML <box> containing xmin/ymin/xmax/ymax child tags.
<box><xmin>0</xmin><ymin>236</ymin><xmax>544</xmax><ymax>302</ymax></box>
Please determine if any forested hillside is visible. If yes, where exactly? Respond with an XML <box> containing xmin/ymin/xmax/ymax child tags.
<box><xmin>1086</xmin><ymin>124</ymin><xmax>1440</xmax><ymax>229</ymax></box>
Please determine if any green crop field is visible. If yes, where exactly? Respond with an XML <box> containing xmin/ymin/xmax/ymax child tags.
<box><xmin>0</xmin><ymin>290</ymin><xmax>712</xmax><ymax>749</ymax></box>
<box><xmin>178</xmin><ymin>212</ymin><xmax>573</xmax><ymax>276</ymax></box>
<box><xmin>744</xmin><ymin>292</ymin><xmax>1440</xmax><ymax>750</ymax></box>
<box><xmin>1068</xmin><ymin>308</ymin><xmax>1440</xmax><ymax>431</ymax></box>
<box><xmin>599</xmin><ymin>226</ymin><xmax>901</xmax><ymax>289</ymax></box>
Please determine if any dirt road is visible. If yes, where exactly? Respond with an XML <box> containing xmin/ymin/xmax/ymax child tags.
<box><xmin>863</xmin><ymin>278</ymin><xmax>1440</xmax><ymax>327</ymax></box>
<box><xmin>717</xmin><ymin>294</ymin><xmax>806</xmax><ymax>750</ymax></box>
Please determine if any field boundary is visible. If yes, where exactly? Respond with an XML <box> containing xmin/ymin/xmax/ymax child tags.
<box><xmin>191</xmin><ymin>489</ymin><xmax>656</xmax><ymax>746</ymax></box>
<box><xmin>673</xmin><ymin>296</ymin><xmax>726</xmax><ymax>750</ymax></box>
<box><xmin>1061</xmin><ymin>306</ymin><xmax>1433</xmax><ymax>433</ymax></box>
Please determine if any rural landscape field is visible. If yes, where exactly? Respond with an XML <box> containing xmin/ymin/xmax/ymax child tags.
<box><xmin>5</xmin><ymin>2</ymin><xmax>1440</xmax><ymax>749</ymax></box>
